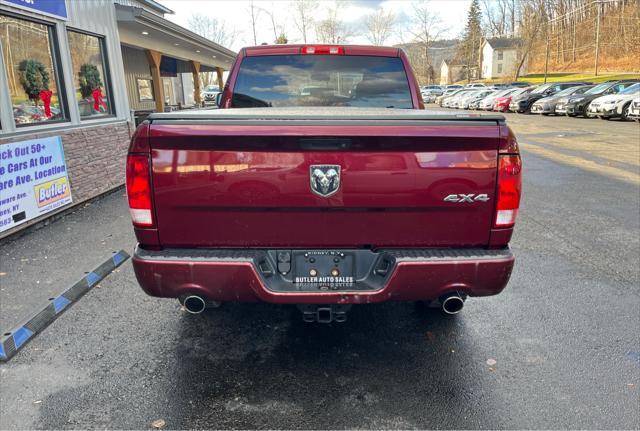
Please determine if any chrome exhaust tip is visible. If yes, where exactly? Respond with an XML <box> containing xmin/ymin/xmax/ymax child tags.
<box><xmin>183</xmin><ymin>295</ymin><xmax>206</xmax><ymax>314</ymax></box>
<box><xmin>440</xmin><ymin>292</ymin><xmax>465</xmax><ymax>315</ymax></box>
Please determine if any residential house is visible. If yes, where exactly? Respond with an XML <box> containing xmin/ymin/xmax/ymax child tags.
<box><xmin>439</xmin><ymin>59</ymin><xmax>465</xmax><ymax>85</ymax></box>
<box><xmin>481</xmin><ymin>37</ymin><xmax>525</xmax><ymax>79</ymax></box>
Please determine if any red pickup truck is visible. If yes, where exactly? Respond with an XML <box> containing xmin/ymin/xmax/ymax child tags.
<box><xmin>126</xmin><ymin>45</ymin><xmax>522</xmax><ymax>323</ymax></box>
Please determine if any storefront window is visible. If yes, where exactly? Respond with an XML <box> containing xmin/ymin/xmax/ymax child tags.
<box><xmin>0</xmin><ymin>14</ymin><xmax>66</xmax><ymax>126</ymax></box>
<box><xmin>67</xmin><ymin>30</ymin><xmax>113</xmax><ymax>118</ymax></box>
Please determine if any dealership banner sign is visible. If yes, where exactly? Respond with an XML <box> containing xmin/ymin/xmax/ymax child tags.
<box><xmin>0</xmin><ymin>0</ymin><xmax>68</xmax><ymax>20</ymax></box>
<box><xmin>0</xmin><ymin>136</ymin><xmax>72</xmax><ymax>233</ymax></box>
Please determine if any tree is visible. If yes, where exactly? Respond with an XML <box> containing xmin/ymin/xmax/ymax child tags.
<box><xmin>291</xmin><ymin>0</ymin><xmax>317</xmax><ymax>43</ymax></box>
<box><xmin>457</xmin><ymin>0</ymin><xmax>483</xmax><ymax>82</ymax></box>
<box><xmin>407</xmin><ymin>1</ymin><xmax>445</xmax><ymax>84</ymax></box>
<box><xmin>187</xmin><ymin>14</ymin><xmax>237</xmax><ymax>88</ymax></box>
<box><xmin>481</xmin><ymin>0</ymin><xmax>517</xmax><ymax>36</ymax></box>
<box><xmin>247</xmin><ymin>1</ymin><xmax>262</xmax><ymax>45</ymax></box>
<box><xmin>513</xmin><ymin>0</ymin><xmax>549</xmax><ymax>79</ymax></box>
<box><xmin>262</xmin><ymin>2</ymin><xmax>285</xmax><ymax>42</ymax></box>
<box><xmin>275</xmin><ymin>33</ymin><xmax>289</xmax><ymax>44</ymax></box>
<box><xmin>187</xmin><ymin>14</ymin><xmax>237</xmax><ymax>47</ymax></box>
<box><xmin>365</xmin><ymin>8</ymin><xmax>396</xmax><ymax>46</ymax></box>
<box><xmin>316</xmin><ymin>1</ymin><xmax>353</xmax><ymax>43</ymax></box>
<box><xmin>315</xmin><ymin>1</ymin><xmax>352</xmax><ymax>44</ymax></box>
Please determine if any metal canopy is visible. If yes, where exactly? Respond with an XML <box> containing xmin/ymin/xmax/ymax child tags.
<box><xmin>115</xmin><ymin>4</ymin><xmax>236</xmax><ymax>71</ymax></box>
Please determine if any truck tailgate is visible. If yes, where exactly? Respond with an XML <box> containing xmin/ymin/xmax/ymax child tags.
<box><xmin>147</xmin><ymin>109</ymin><xmax>502</xmax><ymax>248</ymax></box>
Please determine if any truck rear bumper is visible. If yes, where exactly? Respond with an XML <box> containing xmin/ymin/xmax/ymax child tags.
<box><xmin>132</xmin><ymin>246</ymin><xmax>515</xmax><ymax>304</ymax></box>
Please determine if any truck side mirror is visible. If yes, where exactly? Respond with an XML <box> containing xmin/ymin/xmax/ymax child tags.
<box><xmin>215</xmin><ymin>92</ymin><xmax>223</xmax><ymax>107</ymax></box>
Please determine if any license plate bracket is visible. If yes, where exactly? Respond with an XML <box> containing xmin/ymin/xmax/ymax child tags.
<box><xmin>293</xmin><ymin>250</ymin><xmax>355</xmax><ymax>286</ymax></box>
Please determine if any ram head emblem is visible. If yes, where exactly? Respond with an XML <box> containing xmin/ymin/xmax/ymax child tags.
<box><xmin>310</xmin><ymin>165</ymin><xmax>341</xmax><ymax>197</ymax></box>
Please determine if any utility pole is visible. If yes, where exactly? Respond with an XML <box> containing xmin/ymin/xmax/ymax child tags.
<box><xmin>594</xmin><ymin>1</ymin><xmax>601</xmax><ymax>76</ymax></box>
<box><xmin>572</xmin><ymin>13</ymin><xmax>576</xmax><ymax>63</ymax></box>
<box><xmin>543</xmin><ymin>35</ymin><xmax>550</xmax><ymax>84</ymax></box>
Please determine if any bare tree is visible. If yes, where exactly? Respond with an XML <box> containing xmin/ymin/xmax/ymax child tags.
<box><xmin>315</xmin><ymin>1</ymin><xmax>353</xmax><ymax>44</ymax></box>
<box><xmin>513</xmin><ymin>0</ymin><xmax>549</xmax><ymax>79</ymax></box>
<box><xmin>262</xmin><ymin>2</ymin><xmax>285</xmax><ymax>42</ymax></box>
<box><xmin>188</xmin><ymin>14</ymin><xmax>237</xmax><ymax>47</ymax></box>
<box><xmin>365</xmin><ymin>8</ymin><xmax>396</xmax><ymax>46</ymax></box>
<box><xmin>187</xmin><ymin>14</ymin><xmax>237</xmax><ymax>87</ymax></box>
<box><xmin>247</xmin><ymin>1</ymin><xmax>262</xmax><ymax>45</ymax></box>
<box><xmin>408</xmin><ymin>1</ymin><xmax>445</xmax><ymax>84</ymax></box>
<box><xmin>291</xmin><ymin>0</ymin><xmax>317</xmax><ymax>43</ymax></box>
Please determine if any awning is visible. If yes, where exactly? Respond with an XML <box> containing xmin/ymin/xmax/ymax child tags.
<box><xmin>115</xmin><ymin>4</ymin><xmax>236</xmax><ymax>71</ymax></box>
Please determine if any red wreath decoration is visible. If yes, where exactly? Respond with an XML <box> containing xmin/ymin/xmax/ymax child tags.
<box><xmin>92</xmin><ymin>87</ymin><xmax>108</xmax><ymax>113</ymax></box>
<box><xmin>39</xmin><ymin>89</ymin><xmax>53</xmax><ymax>118</ymax></box>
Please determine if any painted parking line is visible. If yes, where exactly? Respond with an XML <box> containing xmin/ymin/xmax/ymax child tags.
<box><xmin>521</xmin><ymin>142</ymin><xmax>640</xmax><ymax>186</ymax></box>
<box><xmin>0</xmin><ymin>250</ymin><xmax>130</xmax><ymax>362</ymax></box>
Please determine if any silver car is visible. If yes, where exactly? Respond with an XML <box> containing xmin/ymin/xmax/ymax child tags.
<box><xmin>531</xmin><ymin>85</ymin><xmax>593</xmax><ymax>115</ymax></box>
<box><xmin>458</xmin><ymin>90</ymin><xmax>496</xmax><ymax>110</ymax></box>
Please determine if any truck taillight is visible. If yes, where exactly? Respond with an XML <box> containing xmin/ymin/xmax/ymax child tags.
<box><xmin>495</xmin><ymin>155</ymin><xmax>522</xmax><ymax>228</ymax></box>
<box><xmin>126</xmin><ymin>154</ymin><xmax>154</xmax><ymax>227</ymax></box>
<box><xmin>301</xmin><ymin>45</ymin><xmax>344</xmax><ymax>55</ymax></box>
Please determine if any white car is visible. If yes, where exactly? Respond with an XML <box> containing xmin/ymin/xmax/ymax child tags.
<box><xmin>628</xmin><ymin>97</ymin><xmax>640</xmax><ymax>122</ymax></box>
<box><xmin>586</xmin><ymin>83</ymin><xmax>640</xmax><ymax>120</ymax></box>
<box><xmin>464</xmin><ymin>83</ymin><xmax>486</xmax><ymax>89</ymax></box>
<box><xmin>478</xmin><ymin>88</ymin><xmax>517</xmax><ymax>110</ymax></box>
<box><xmin>457</xmin><ymin>90</ymin><xmax>495</xmax><ymax>109</ymax></box>
<box><xmin>443</xmin><ymin>90</ymin><xmax>477</xmax><ymax>108</ymax></box>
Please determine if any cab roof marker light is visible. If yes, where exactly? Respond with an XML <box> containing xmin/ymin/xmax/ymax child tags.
<box><xmin>301</xmin><ymin>46</ymin><xmax>344</xmax><ymax>55</ymax></box>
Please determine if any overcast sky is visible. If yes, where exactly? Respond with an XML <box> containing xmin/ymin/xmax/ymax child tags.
<box><xmin>159</xmin><ymin>0</ymin><xmax>472</xmax><ymax>51</ymax></box>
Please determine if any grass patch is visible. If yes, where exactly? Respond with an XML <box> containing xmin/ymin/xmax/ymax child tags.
<box><xmin>518</xmin><ymin>73</ymin><xmax>640</xmax><ymax>84</ymax></box>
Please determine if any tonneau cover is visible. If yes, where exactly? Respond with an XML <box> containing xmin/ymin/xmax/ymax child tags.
<box><xmin>147</xmin><ymin>107</ymin><xmax>506</xmax><ymax>123</ymax></box>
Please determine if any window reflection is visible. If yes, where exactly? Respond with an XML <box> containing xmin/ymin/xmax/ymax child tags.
<box><xmin>232</xmin><ymin>55</ymin><xmax>413</xmax><ymax>108</ymax></box>
<box><xmin>0</xmin><ymin>14</ymin><xmax>65</xmax><ymax>126</ymax></box>
<box><xmin>68</xmin><ymin>30</ymin><xmax>113</xmax><ymax>118</ymax></box>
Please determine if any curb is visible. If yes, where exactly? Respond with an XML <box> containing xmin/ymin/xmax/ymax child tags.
<box><xmin>0</xmin><ymin>250</ymin><xmax>130</xmax><ymax>362</ymax></box>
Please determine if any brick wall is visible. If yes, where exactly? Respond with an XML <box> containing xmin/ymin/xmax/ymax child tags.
<box><xmin>0</xmin><ymin>121</ymin><xmax>131</xmax><ymax>237</ymax></box>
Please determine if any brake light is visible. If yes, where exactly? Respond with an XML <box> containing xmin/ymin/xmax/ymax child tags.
<box><xmin>301</xmin><ymin>45</ymin><xmax>344</xmax><ymax>55</ymax></box>
<box><xmin>495</xmin><ymin>155</ymin><xmax>522</xmax><ymax>228</ymax></box>
<box><xmin>126</xmin><ymin>154</ymin><xmax>154</xmax><ymax>227</ymax></box>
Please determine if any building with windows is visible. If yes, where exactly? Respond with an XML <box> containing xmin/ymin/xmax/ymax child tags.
<box><xmin>481</xmin><ymin>37</ymin><xmax>525</xmax><ymax>80</ymax></box>
<box><xmin>439</xmin><ymin>59</ymin><xmax>465</xmax><ymax>85</ymax></box>
<box><xmin>0</xmin><ymin>0</ymin><xmax>235</xmax><ymax>238</ymax></box>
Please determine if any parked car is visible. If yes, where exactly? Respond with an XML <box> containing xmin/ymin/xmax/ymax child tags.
<box><xmin>493</xmin><ymin>86</ymin><xmax>534</xmax><ymax>112</ymax></box>
<box><xmin>508</xmin><ymin>82</ymin><xmax>530</xmax><ymax>88</ymax></box>
<box><xmin>458</xmin><ymin>89</ymin><xmax>495</xmax><ymax>109</ymax></box>
<box><xmin>421</xmin><ymin>92</ymin><xmax>438</xmax><ymax>103</ymax></box>
<box><xmin>436</xmin><ymin>88</ymin><xmax>465</xmax><ymax>106</ymax></box>
<box><xmin>445</xmin><ymin>84</ymin><xmax>464</xmax><ymax>90</ymax></box>
<box><xmin>587</xmin><ymin>83</ymin><xmax>640</xmax><ymax>120</ymax></box>
<box><xmin>201</xmin><ymin>85</ymin><xmax>220</xmax><ymax>103</ymax></box>
<box><xmin>464</xmin><ymin>83</ymin><xmax>486</xmax><ymax>89</ymax></box>
<box><xmin>531</xmin><ymin>84</ymin><xmax>594</xmax><ymax>115</ymax></box>
<box><xmin>443</xmin><ymin>89</ymin><xmax>477</xmax><ymax>108</ymax></box>
<box><xmin>509</xmin><ymin>82</ymin><xmax>587</xmax><ymax>113</ymax></box>
<box><xmin>126</xmin><ymin>44</ymin><xmax>522</xmax><ymax>323</ymax></box>
<box><xmin>421</xmin><ymin>85</ymin><xmax>443</xmax><ymax>94</ymax></box>
<box><xmin>628</xmin><ymin>97</ymin><xmax>640</xmax><ymax>122</ymax></box>
<box><xmin>421</xmin><ymin>85</ymin><xmax>444</xmax><ymax>103</ymax></box>
<box><xmin>478</xmin><ymin>88</ymin><xmax>518</xmax><ymax>110</ymax></box>
<box><xmin>563</xmin><ymin>80</ymin><xmax>639</xmax><ymax>117</ymax></box>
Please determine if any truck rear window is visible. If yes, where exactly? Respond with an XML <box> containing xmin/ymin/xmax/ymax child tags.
<box><xmin>231</xmin><ymin>55</ymin><xmax>413</xmax><ymax>109</ymax></box>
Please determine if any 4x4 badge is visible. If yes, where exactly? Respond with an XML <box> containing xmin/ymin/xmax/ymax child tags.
<box><xmin>444</xmin><ymin>193</ymin><xmax>490</xmax><ymax>203</ymax></box>
<box><xmin>310</xmin><ymin>165</ymin><xmax>341</xmax><ymax>197</ymax></box>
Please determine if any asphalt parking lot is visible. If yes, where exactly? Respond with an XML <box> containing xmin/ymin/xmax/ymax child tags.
<box><xmin>1</xmin><ymin>111</ymin><xmax>639</xmax><ymax>429</ymax></box>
